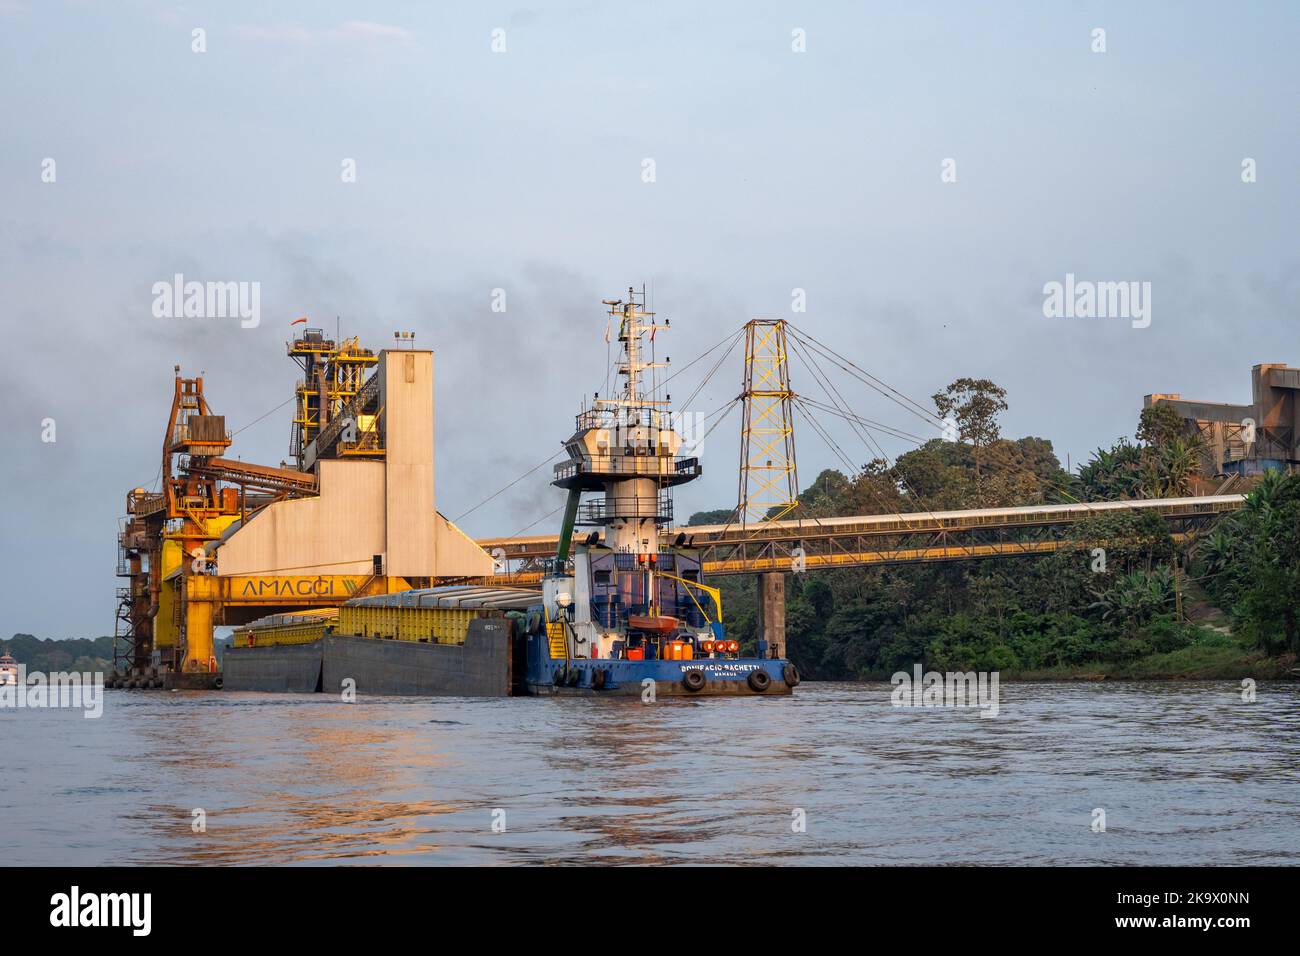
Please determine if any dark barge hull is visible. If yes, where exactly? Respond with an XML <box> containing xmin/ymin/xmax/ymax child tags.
<box><xmin>222</xmin><ymin>640</ymin><xmax>325</xmax><ymax>693</ymax></box>
<box><xmin>222</xmin><ymin>619</ymin><xmax>513</xmax><ymax>697</ymax></box>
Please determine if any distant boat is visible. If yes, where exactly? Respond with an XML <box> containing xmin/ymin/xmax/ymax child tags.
<box><xmin>0</xmin><ymin>654</ymin><xmax>18</xmax><ymax>687</ymax></box>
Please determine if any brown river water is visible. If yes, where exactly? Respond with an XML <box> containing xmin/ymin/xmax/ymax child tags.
<box><xmin>1</xmin><ymin>681</ymin><xmax>1297</xmax><ymax>865</ymax></box>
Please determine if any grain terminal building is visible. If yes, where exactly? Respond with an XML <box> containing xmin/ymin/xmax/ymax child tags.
<box><xmin>115</xmin><ymin>340</ymin><xmax>494</xmax><ymax>688</ymax></box>
<box><xmin>1146</xmin><ymin>363</ymin><xmax>1300</xmax><ymax>476</ymax></box>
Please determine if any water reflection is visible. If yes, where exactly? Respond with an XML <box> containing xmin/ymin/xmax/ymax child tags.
<box><xmin>1</xmin><ymin>682</ymin><xmax>1297</xmax><ymax>865</ymax></box>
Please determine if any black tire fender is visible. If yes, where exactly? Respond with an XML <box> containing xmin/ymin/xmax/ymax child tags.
<box><xmin>592</xmin><ymin>669</ymin><xmax>607</xmax><ymax>691</ymax></box>
<box><xmin>747</xmin><ymin>669</ymin><xmax>772</xmax><ymax>693</ymax></box>
<box><xmin>682</xmin><ymin>669</ymin><xmax>706</xmax><ymax>692</ymax></box>
<box><xmin>783</xmin><ymin>663</ymin><xmax>801</xmax><ymax>687</ymax></box>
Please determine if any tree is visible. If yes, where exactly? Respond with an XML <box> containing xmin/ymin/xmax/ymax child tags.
<box><xmin>1136</xmin><ymin>403</ymin><xmax>1186</xmax><ymax>450</ymax></box>
<box><xmin>1077</xmin><ymin>404</ymin><xmax>1206</xmax><ymax>502</ymax></box>
<box><xmin>1141</xmin><ymin>437</ymin><xmax>1201</xmax><ymax>498</ymax></box>
<box><xmin>687</xmin><ymin>508</ymin><xmax>735</xmax><ymax>526</ymax></box>
<box><xmin>894</xmin><ymin>434</ymin><xmax>1066</xmax><ymax>510</ymax></box>
<box><xmin>1089</xmin><ymin>567</ymin><xmax>1176</xmax><ymax>636</ymax></box>
<box><xmin>0</xmin><ymin>633</ymin><xmax>114</xmax><ymax>674</ymax></box>
<box><xmin>932</xmin><ymin>378</ymin><xmax>1008</xmax><ymax>478</ymax></box>
<box><xmin>1194</xmin><ymin>527</ymin><xmax>1239</xmax><ymax>582</ymax></box>
<box><xmin>795</xmin><ymin>465</ymin><xmax>904</xmax><ymax>519</ymax></box>
<box><xmin>1215</xmin><ymin>471</ymin><xmax>1300</xmax><ymax>654</ymax></box>
<box><xmin>1077</xmin><ymin>440</ymin><xmax>1143</xmax><ymax>500</ymax></box>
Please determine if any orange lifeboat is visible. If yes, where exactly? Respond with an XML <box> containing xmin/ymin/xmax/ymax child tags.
<box><xmin>628</xmin><ymin>614</ymin><xmax>679</xmax><ymax>634</ymax></box>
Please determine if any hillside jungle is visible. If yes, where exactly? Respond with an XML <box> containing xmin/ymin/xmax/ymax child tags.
<box><xmin>689</xmin><ymin>379</ymin><xmax>1300</xmax><ymax>681</ymax></box>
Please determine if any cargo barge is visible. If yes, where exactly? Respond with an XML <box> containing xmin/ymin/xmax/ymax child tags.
<box><xmin>223</xmin><ymin>289</ymin><xmax>798</xmax><ymax>698</ymax></box>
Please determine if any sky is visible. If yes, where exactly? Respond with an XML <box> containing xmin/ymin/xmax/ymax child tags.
<box><xmin>1</xmin><ymin>0</ymin><xmax>1297</xmax><ymax>638</ymax></box>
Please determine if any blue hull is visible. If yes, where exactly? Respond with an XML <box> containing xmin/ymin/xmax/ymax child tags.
<box><xmin>527</xmin><ymin>649</ymin><xmax>796</xmax><ymax>697</ymax></box>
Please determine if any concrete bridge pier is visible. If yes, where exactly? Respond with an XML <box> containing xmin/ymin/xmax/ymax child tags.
<box><xmin>756</xmin><ymin>572</ymin><xmax>786</xmax><ymax>659</ymax></box>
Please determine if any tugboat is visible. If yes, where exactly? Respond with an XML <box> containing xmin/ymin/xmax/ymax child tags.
<box><xmin>0</xmin><ymin>654</ymin><xmax>18</xmax><ymax>687</ymax></box>
<box><xmin>524</xmin><ymin>288</ymin><xmax>799</xmax><ymax>696</ymax></box>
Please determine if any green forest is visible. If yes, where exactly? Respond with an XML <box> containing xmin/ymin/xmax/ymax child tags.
<box><xmin>693</xmin><ymin>380</ymin><xmax>1300</xmax><ymax>680</ymax></box>
<box><xmin>2</xmin><ymin>631</ymin><xmax>233</xmax><ymax>675</ymax></box>
<box><xmin>0</xmin><ymin>633</ymin><xmax>114</xmax><ymax>675</ymax></box>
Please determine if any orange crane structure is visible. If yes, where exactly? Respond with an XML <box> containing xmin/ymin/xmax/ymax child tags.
<box><xmin>113</xmin><ymin>328</ymin><xmax>491</xmax><ymax>689</ymax></box>
<box><xmin>114</xmin><ymin>367</ymin><xmax>321</xmax><ymax>686</ymax></box>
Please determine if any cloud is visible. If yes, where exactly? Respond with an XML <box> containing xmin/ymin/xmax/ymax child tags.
<box><xmin>237</xmin><ymin>20</ymin><xmax>414</xmax><ymax>49</ymax></box>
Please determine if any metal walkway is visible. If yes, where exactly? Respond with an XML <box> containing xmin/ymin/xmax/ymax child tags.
<box><xmin>476</xmin><ymin>494</ymin><xmax>1246</xmax><ymax>578</ymax></box>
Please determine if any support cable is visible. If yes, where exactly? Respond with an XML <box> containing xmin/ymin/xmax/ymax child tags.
<box><xmin>231</xmin><ymin>394</ymin><xmax>298</xmax><ymax>437</ymax></box>
<box><xmin>788</xmin><ymin>334</ymin><xmax>947</xmax><ymax>524</ymax></box>
<box><xmin>452</xmin><ymin>450</ymin><xmax>568</xmax><ymax>524</ymax></box>
<box><xmin>788</xmin><ymin>322</ymin><xmax>1098</xmax><ymax>511</ymax></box>
<box><xmin>788</xmin><ymin>327</ymin><xmax>946</xmax><ymax>429</ymax></box>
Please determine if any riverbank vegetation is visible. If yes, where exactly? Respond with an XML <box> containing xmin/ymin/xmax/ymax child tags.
<box><xmin>0</xmin><ymin>634</ymin><xmax>113</xmax><ymax>674</ymax></box>
<box><xmin>694</xmin><ymin>382</ymin><xmax>1299</xmax><ymax>681</ymax></box>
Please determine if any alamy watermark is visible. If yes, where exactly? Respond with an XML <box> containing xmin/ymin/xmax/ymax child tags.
<box><xmin>152</xmin><ymin>274</ymin><xmax>261</xmax><ymax>328</ymax></box>
<box><xmin>1042</xmin><ymin>273</ymin><xmax>1150</xmax><ymax>329</ymax></box>
<box><xmin>50</xmin><ymin>887</ymin><xmax>150</xmax><ymax>936</ymax></box>
<box><xmin>891</xmin><ymin>664</ymin><xmax>999</xmax><ymax>718</ymax></box>
<box><xmin>1</xmin><ymin>666</ymin><xmax>104</xmax><ymax>718</ymax></box>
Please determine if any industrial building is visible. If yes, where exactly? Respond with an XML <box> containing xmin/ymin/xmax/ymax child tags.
<box><xmin>1146</xmin><ymin>363</ymin><xmax>1300</xmax><ymax>476</ymax></box>
<box><xmin>113</xmin><ymin>331</ymin><xmax>493</xmax><ymax>689</ymax></box>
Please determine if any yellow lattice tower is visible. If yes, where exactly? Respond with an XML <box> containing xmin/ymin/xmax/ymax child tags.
<box><xmin>737</xmin><ymin>319</ymin><xmax>799</xmax><ymax>525</ymax></box>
